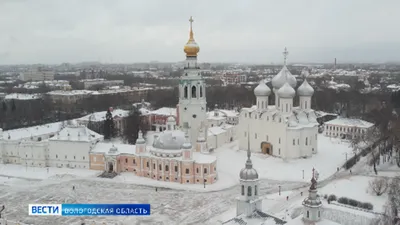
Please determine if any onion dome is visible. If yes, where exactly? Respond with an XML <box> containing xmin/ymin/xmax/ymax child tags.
<box><xmin>271</xmin><ymin>65</ymin><xmax>297</xmax><ymax>89</ymax></box>
<box><xmin>167</xmin><ymin>116</ymin><xmax>176</xmax><ymax>123</ymax></box>
<box><xmin>183</xmin><ymin>16</ymin><xmax>200</xmax><ymax>57</ymax></box>
<box><xmin>254</xmin><ymin>80</ymin><xmax>271</xmax><ymax>96</ymax></box>
<box><xmin>277</xmin><ymin>82</ymin><xmax>296</xmax><ymax>98</ymax></box>
<box><xmin>297</xmin><ymin>79</ymin><xmax>314</xmax><ymax>96</ymax></box>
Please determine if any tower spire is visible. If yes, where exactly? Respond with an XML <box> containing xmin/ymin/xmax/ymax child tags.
<box><xmin>246</xmin><ymin>125</ymin><xmax>253</xmax><ymax>169</ymax></box>
<box><xmin>283</xmin><ymin>47</ymin><xmax>289</xmax><ymax>66</ymax></box>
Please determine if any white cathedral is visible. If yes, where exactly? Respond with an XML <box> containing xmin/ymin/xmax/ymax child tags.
<box><xmin>238</xmin><ymin>48</ymin><xmax>319</xmax><ymax>159</ymax></box>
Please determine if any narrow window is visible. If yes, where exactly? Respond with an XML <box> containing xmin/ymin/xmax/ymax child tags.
<box><xmin>165</xmin><ymin>165</ymin><xmax>169</xmax><ymax>171</ymax></box>
<box><xmin>175</xmin><ymin>165</ymin><xmax>178</xmax><ymax>172</ymax></box>
<box><xmin>204</xmin><ymin>168</ymin><xmax>207</xmax><ymax>174</ymax></box>
<box><xmin>184</xmin><ymin>86</ymin><xmax>188</xmax><ymax>98</ymax></box>
<box><xmin>279</xmin><ymin>138</ymin><xmax>281</xmax><ymax>144</ymax></box>
<box><xmin>200</xmin><ymin>86</ymin><xmax>203</xmax><ymax>97</ymax></box>
<box><xmin>146</xmin><ymin>162</ymin><xmax>149</xmax><ymax>167</ymax></box>
<box><xmin>261</xmin><ymin>101</ymin><xmax>264</xmax><ymax>109</ymax></box>
<box><xmin>196</xmin><ymin>168</ymin><xmax>199</xmax><ymax>173</ymax></box>
<box><xmin>125</xmin><ymin>158</ymin><xmax>128</xmax><ymax>163</ymax></box>
<box><xmin>159</xmin><ymin>164</ymin><xmax>162</xmax><ymax>171</ymax></box>
<box><xmin>305</xmin><ymin>101</ymin><xmax>308</xmax><ymax>109</ymax></box>
<box><xmin>133</xmin><ymin>159</ymin><xmax>136</xmax><ymax>164</ymax></box>
<box><xmin>186</xmin><ymin>168</ymin><xmax>189</xmax><ymax>174</ymax></box>
<box><xmin>241</xmin><ymin>185</ymin><xmax>244</xmax><ymax>195</ymax></box>
<box><xmin>318</xmin><ymin>211</ymin><xmax>320</xmax><ymax>217</ymax></box>
<box><xmin>279</xmin><ymin>148</ymin><xmax>281</xmax><ymax>155</ymax></box>
<box><xmin>153</xmin><ymin>164</ymin><xmax>155</xmax><ymax>169</ymax></box>
<box><xmin>255</xmin><ymin>185</ymin><xmax>258</xmax><ymax>195</ymax></box>
<box><xmin>247</xmin><ymin>186</ymin><xmax>252</xmax><ymax>196</ymax></box>
<box><xmin>255</xmin><ymin>133</ymin><xmax>257</xmax><ymax>139</ymax></box>
<box><xmin>293</xmin><ymin>139</ymin><xmax>295</xmax><ymax>145</ymax></box>
<box><xmin>286</xmin><ymin>104</ymin><xmax>288</xmax><ymax>112</ymax></box>
<box><xmin>307</xmin><ymin>211</ymin><xmax>309</xmax><ymax>218</ymax></box>
<box><xmin>191</xmin><ymin>86</ymin><xmax>197</xmax><ymax>98</ymax></box>
<box><xmin>306</xmin><ymin>137</ymin><xmax>308</xmax><ymax>146</ymax></box>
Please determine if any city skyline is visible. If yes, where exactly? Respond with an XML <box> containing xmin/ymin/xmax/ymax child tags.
<box><xmin>1</xmin><ymin>0</ymin><xmax>400</xmax><ymax>65</ymax></box>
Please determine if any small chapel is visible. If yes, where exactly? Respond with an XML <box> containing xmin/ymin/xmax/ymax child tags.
<box><xmin>238</xmin><ymin>48</ymin><xmax>319</xmax><ymax>159</ymax></box>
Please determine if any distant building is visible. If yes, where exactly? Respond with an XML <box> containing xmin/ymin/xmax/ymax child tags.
<box><xmin>222</xmin><ymin>73</ymin><xmax>247</xmax><ymax>85</ymax></box>
<box><xmin>79</xmin><ymin>79</ymin><xmax>124</xmax><ymax>89</ymax></box>
<box><xmin>20</xmin><ymin>70</ymin><xmax>55</xmax><ymax>81</ymax></box>
<box><xmin>76</xmin><ymin>109</ymin><xmax>130</xmax><ymax>136</ymax></box>
<box><xmin>323</xmin><ymin>118</ymin><xmax>374</xmax><ymax>139</ymax></box>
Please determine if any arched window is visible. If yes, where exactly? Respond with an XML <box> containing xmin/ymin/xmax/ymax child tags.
<box><xmin>307</xmin><ymin>211</ymin><xmax>309</xmax><ymax>218</ymax></box>
<box><xmin>204</xmin><ymin>168</ymin><xmax>207</xmax><ymax>174</ymax></box>
<box><xmin>200</xmin><ymin>86</ymin><xmax>203</xmax><ymax>97</ymax></box>
<box><xmin>165</xmin><ymin>165</ymin><xmax>169</xmax><ymax>171</ymax></box>
<box><xmin>186</xmin><ymin>168</ymin><xmax>189</xmax><ymax>174</ymax></box>
<box><xmin>125</xmin><ymin>158</ymin><xmax>128</xmax><ymax>163</ymax></box>
<box><xmin>247</xmin><ymin>186</ymin><xmax>252</xmax><ymax>196</ymax></box>
<box><xmin>196</xmin><ymin>168</ymin><xmax>199</xmax><ymax>173</ymax></box>
<box><xmin>241</xmin><ymin>185</ymin><xmax>244</xmax><ymax>195</ymax></box>
<box><xmin>305</xmin><ymin>137</ymin><xmax>308</xmax><ymax>146</ymax></box>
<box><xmin>255</xmin><ymin>185</ymin><xmax>258</xmax><ymax>195</ymax></box>
<box><xmin>159</xmin><ymin>164</ymin><xmax>162</xmax><ymax>171</ymax></box>
<box><xmin>286</xmin><ymin>104</ymin><xmax>288</xmax><ymax>112</ymax></box>
<box><xmin>184</xmin><ymin>86</ymin><xmax>188</xmax><ymax>98</ymax></box>
<box><xmin>305</xmin><ymin>101</ymin><xmax>308</xmax><ymax>109</ymax></box>
<box><xmin>192</xmin><ymin>86</ymin><xmax>197</xmax><ymax>98</ymax></box>
<box><xmin>146</xmin><ymin>162</ymin><xmax>149</xmax><ymax>167</ymax></box>
<box><xmin>261</xmin><ymin>101</ymin><xmax>264</xmax><ymax>109</ymax></box>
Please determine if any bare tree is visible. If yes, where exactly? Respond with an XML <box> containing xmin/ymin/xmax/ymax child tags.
<box><xmin>376</xmin><ymin>177</ymin><xmax>400</xmax><ymax>225</ymax></box>
<box><xmin>369</xmin><ymin>177</ymin><xmax>388</xmax><ymax>196</ymax></box>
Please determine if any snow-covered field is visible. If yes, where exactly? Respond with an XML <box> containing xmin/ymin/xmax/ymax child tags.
<box><xmin>319</xmin><ymin>175</ymin><xmax>387</xmax><ymax>213</ymax></box>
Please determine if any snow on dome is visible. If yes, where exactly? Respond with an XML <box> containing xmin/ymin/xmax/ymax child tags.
<box><xmin>271</xmin><ymin>65</ymin><xmax>297</xmax><ymax>89</ymax></box>
<box><xmin>277</xmin><ymin>82</ymin><xmax>296</xmax><ymax>98</ymax></box>
<box><xmin>253</xmin><ymin>80</ymin><xmax>271</xmax><ymax>96</ymax></box>
<box><xmin>167</xmin><ymin>116</ymin><xmax>176</xmax><ymax>123</ymax></box>
<box><xmin>239</xmin><ymin>167</ymin><xmax>259</xmax><ymax>180</ymax></box>
<box><xmin>152</xmin><ymin>130</ymin><xmax>186</xmax><ymax>150</ymax></box>
<box><xmin>297</xmin><ymin>79</ymin><xmax>314</xmax><ymax>96</ymax></box>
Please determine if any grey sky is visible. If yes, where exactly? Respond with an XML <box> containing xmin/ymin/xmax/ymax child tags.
<box><xmin>0</xmin><ymin>0</ymin><xmax>399</xmax><ymax>65</ymax></box>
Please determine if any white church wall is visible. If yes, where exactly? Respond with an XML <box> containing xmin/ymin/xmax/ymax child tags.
<box><xmin>19</xmin><ymin>141</ymin><xmax>48</xmax><ymax>167</ymax></box>
<box><xmin>48</xmin><ymin>141</ymin><xmax>91</xmax><ymax>169</ymax></box>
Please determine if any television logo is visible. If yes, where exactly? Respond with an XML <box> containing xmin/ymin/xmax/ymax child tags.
<box><xmin>29</xmin><ymin>204</ymin><xmax>62</xmax><ymax>216</ymax></box>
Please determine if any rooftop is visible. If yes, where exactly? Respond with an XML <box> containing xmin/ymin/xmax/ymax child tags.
<box><xmin>49</xmin><ymin>125</ymin><xmax>103</xmax><ymax>142</ymax></box>
<box><xmin>324</xmin><ymin>118</ymin><xmax>374</xmax><ymax>128</ymax></box>
<box><xmin>77</xmin><ymin>109</ymin><xmax>130</xmax><ymax>122</ymax></box>
<box><xmin>150</xmin><ymin>107</ymin><xmax>177</xmax><ymax>116</ymax></box>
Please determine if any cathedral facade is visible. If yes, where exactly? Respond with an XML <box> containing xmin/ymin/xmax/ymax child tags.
<box><xmin>238</xmin><ymin>48</ymin><xmax>319</xmax><ymax>159</ymax></box>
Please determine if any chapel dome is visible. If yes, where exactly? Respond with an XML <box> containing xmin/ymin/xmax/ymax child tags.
<box><xmin>239</xmin><ymin>167</ymin><xmax>259</xmax><ymax>180</ymax></box>
<box><xmin>297</xmin><ymin>79</ymin><xmax>314</xmax><ymax>96</ymax></box>
<box><xmin>167</xmin><ymin>116</ymin><xmax>176</xmax><ymax>123</ymax></box>
<box><xmin>152</xmin><ymin>130</ymin><xmax>186</xmax><ymax>150</ymax></box>
<box><xmin>277</xmin><ymin>82</ymin><xmax>296</xmax><ymax>98</ymax></box>
<box><xmin>254</xmin><ymin>80</ymin><xmax>271</xmax><ymax>96</ymax></box>
<box><xmin>271</xmin><ymin>65</ymin><xmax>297</xmax><ymax>89</ymax></box>
<box><xmin>184</xmin><ymin>17</ymin><xmax>200</xmax><ymax>57</ymax></box>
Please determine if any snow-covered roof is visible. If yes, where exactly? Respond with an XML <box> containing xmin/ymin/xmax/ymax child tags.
<box><xmin>208</xmin><ymin>126</ymin><xmax>227</xmax><ymax>136</ymax></box>
<box><xmin>77</xmin><ymin>109</ymin><xmax>130</xmax><ymax>122</ymax></box>
<box><xmin>219</xmin><ymin>110</ymin><xmax>239</xmax><ymax>117</ymax></box>
<box><xmin>5</xmin><ymin>93</ymin><xmax>41</xmax><ymax>100</ymax></box>
<box><xmin>91</xmin><ymin>142</ymin><xmax>136</xmax><ymax>155</ymax></box>
<box><xmin>4</xmin><ymin>122</ymin><xmax>62</xmax><ymax>140</ymax></box>
<box><xmin>50</xmin><ymin>125</ymin><xmax>103</xmax><ymax>142</ymax></box>
<box><xmin>150</xmin><ymin>107</ymin><xmax>176</xmax><ymax>116</ymax></box>
<box><xmin>324</xmin><ymin>118</ymin><xmax>374</xmax><ymax>128</ymax></box>
<box><xmin>152</xmin><ymin>130</ymin><xmax>185</xmax><ymax>150</ymax></box>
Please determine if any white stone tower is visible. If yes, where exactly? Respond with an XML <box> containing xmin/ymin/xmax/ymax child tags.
<box><xmin>302</xmin><ymin>168</ymin><xmax>322</xmax><ymax>223</ymax></box>
<box><xmin>271</xmin><ymin>47</ymin><xmax>297</xmax><ymax>109</ymax></box>
<box><xmin>166</xmin><ymin>116</ymin><xmax>177</xmax><ymax>131</ymax></box>
<box><xmin>178</xmin><ymin>16</ymin><xmax>207</xmax><ymax>146</ymax></box>
<box><xmin>135</xmin><ymin>130</ymin><xmax>146</xmax><ymax>155</ymax></box>
<box><xmin>236</xmin><ymin>128</ymin><xmax>262</xmax><ymax>217</ymax></box>
<box><xmin>254</xmin><ymin>80</ymin><xmax>271</xmax><ymax>110</ymax></box>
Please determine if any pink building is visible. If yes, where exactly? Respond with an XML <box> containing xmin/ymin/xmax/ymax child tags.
<box><xmin>89</xmin><ymin>121</ymin><xmax>217</xmax><ymax>185</ymax></box>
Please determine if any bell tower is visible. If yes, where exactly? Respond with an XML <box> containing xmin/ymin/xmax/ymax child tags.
<box><xmin>178</xmin><ymin>16</ymin><xmax>207</xmax><ymax>145</ymax></box>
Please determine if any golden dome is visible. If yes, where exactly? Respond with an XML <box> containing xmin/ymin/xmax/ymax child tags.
<box><xmin>184</xmin><ymin>16</ymin><xmax>200</xmax><ymax>57</ymax></box>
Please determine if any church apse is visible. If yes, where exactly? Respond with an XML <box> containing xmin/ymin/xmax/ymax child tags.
<box><xmin>260</xmin><ymin>142</ymin><xmax>272</xmax><ymax>155</ymax></box>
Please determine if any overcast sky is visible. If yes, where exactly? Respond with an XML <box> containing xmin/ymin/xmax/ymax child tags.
<box><xmin>0</xmin><ymin>0</ymin><xmax>399</xmax><ymax>65</ymax></box>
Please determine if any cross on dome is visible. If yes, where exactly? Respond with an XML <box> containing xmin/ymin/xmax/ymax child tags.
<box><xmin>283</xmin><ymin>47</ymin><xmax>289</xmax><ymax>65</ymax></box>
<box><xmin>184</xmin><ymin>16</ymin><xmax>200</xmax><ymax>57</ymax></box>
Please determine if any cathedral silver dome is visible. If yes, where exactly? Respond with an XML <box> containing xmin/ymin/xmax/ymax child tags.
<box><xmin>254</xmin><ymin>80</ymin><xmax>271</xmax><ymax>96</ymax></box>
<box><xmin>239</xmin><ymin>167</ymin><xmax>259</xmax><ymax>180</ymax></box>
<box><xmin>152</xmin><ymin>130</ymin><xmax>186</xmax><ymax>150</ymax></box>
<box><xmin>297</xmin><ymin>79</ymin><xmax>314</xmax><ymax>96</ymax></box>
<box><xmin>271</xmin><ymin>65</ymin><xmax>297</xmax><ymax>90</ymax></box>
<box><xmin>277</xmin><ymin>82</ymin><xmax>296</xmax><ymax>98</ymax></box>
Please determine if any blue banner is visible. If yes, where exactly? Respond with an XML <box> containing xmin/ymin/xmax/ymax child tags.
<box><xmin>61</xmin><ymin>204</ymin><xmax>150</xmax><ymax>216</ymax></box>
